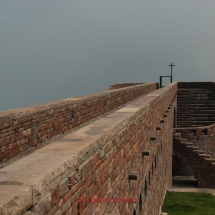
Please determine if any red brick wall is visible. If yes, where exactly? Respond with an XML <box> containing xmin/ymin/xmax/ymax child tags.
<box><xmin>178</xmin><ymin>82</ymin><xmax>215</xmax><ymax>89</ymax></box>
<box><xmin>173</xmin><ymin>133</ymin><xmax>215</xmax><ymax>188</ymax></box>
<box><xmin>106</xmin><ymin>83</ymin><xmax>159</xmax><ymax>91</ymax></box>
<box><xmin>27</xmin><ymin>83</ymin><xmax>177</xmax><ymax>215</ymax></box>
<box><xmin>175</xmin><ymin>125</ymin><xmax>215</xmax><ymax>159</ymax></box>
<box><xmin>0</xmin><ymin>83</ymin><xmax>156</xmax><ymax>163</ymax></box>
<box><xmin>106</xmin><ymin>83</ymin><xmax>145</xmax><ymax>90</ymax></box>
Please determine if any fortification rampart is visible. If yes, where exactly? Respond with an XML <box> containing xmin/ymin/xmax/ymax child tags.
<box><xmin>0</xmin><ymin>83</ymin><xmax>177</xmax><ymax>215</ymax></box>
<box><xmin>0</xmin><ymin>83</ymin><xmax>157</xmax><ymax>163</ymax></box>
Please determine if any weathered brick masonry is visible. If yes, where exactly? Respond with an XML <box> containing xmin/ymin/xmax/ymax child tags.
<box><xmin>177</xmin><ymin>82</ymin><xmax>215</xmax><ymax>127</ymax></box>
<box><xmin>62</xmin><ymin>84</ymin><xmax>177</xmax><ymax>215</ymax></box>
<box><xmin>173</xmin><ymin>125</ymin><xmax>215</xmax><ymax>187</ymax></box>
<box><xmin>0</xmin><ymin>83</ymin><xmax>157</xmax><ymax>162</ymax></box>
<box><xmin>173</xmin><ymin>82</ymin><xmax>215</xmax><ymax>187</ymax></box>
<box><xmin>0</xmin><ymin>83</ymin><xmax>177</xmax><ymax>215</ymax></box>
<box><xmin>106</xmin><ymin>83</ymin><xmax>147</xmax><ymax>90</ymax></box>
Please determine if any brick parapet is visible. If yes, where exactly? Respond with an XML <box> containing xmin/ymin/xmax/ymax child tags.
<box><xmin>105</xmin><ymin>83</ymin><xmax>145</xmax><ymax>90</ymax></box>
<box><xmin>0</xmin><ymin>83</ymin><xmax>157</xmax><ymax>163</ymax></box>
<box><xmin>59</xmin><ymin>83</ymin><xmax>177</xmax><ymax>215</ymax></box>
<box><xmin>0</xmin><ymin>83</ymin><xmax>177</xmax><ymax>215</ymax></box>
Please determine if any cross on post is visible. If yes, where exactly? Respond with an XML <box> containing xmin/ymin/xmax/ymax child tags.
<box><xmin>169</xmin><ymin>62</ymin><xmax>175</xmax><ymax>83</ymax></box>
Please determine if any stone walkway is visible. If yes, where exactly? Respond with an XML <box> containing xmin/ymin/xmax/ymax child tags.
<box><xmin>169</xmin><ymin>176</ymin><xmax>215</xmax><ymax>195</ymax></box>
<box><xmin>168</xmin><ymin>187</ymin><xmax>215</xmax><ymax>195</ymax></box>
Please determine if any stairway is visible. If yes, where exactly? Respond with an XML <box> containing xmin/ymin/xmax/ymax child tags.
<box><xmin>173</xmin><ymin>132</ymin><xmax>215</xmax><ymax>188</ymax></box>
<box><xmin>177</xmin><ymin>89</ymin><xmax>215</xmax><ymax>127</ymax></box>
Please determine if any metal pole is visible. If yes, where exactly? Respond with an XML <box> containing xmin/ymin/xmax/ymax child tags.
<box><xmin>169</xmin><ymin>63</ymin><xmax>175</xmax><ymax>83</ymax></box>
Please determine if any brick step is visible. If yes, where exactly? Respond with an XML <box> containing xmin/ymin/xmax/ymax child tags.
<box><xmin>177</xmin><ymin>123</ymin><xmax>192</xmax><ymax>126</ymax></box>
<box><xmin>193</xmin><ymin>104</ymin><xmax>215</xmax><ymax>106</ymax></box>
<box><xmin>186</xmin><ymin>143</ymin><xmax>193</xmax><ymax>148</ymax></box>
<box><xmin>177</xmin><ymin>97</ymin><xmax>191</xmax><ymax>99</ymax></box>
<box><xmin>191</xmin><ymin>125</ymin><xmax>210</xmax><ymax>127</ymax></box>
<box><xmin>183</xmin><ymin>90</ymin><xmax>214</xmax><ymax>92</ymax></box>
<box><xmin>177</xmin><ymin>119</ymin><xmax>191</xmax><ymax>122</ymax></box>
<box><xmin>189</xmin><ymin>101</ymin><xmax>215</xmax><ymax>104</ymax></box>
<box><xmin>189</xmin><ymin>95</ymin><xmax>215</xmax><ymax>97</ymax></box>
<box><xmin>177</xmin><ymin>109</ymin><xmax>191</xmax><ymax>112</ymax></box>
<box><xmin>189</xmin><ymin>93</ymin><xmax>215</xmax><ymax>95</ymax></box>
<box><xmin>177</xmin><ymin>121</ymin><xmax>191</xmax><ymax>125</ymax></box>
<box><xmin>190</xmin><ymin>108</ymin><xmax>215</xmax><ymax>111</ymax></box>
<box><xmin>177</xmin><ymin>120</ymin><xmax>191</xmax><ymax>122</ymax></box>
<box><xmin>177</xmin><ymin>124</ymin><xmax>192</xmax><ymax>127</ymax></box>
<box><xmin>177</xmin><ymin>116</ymin><xmax>191</xmax><ymax>118</ymax></box>
<box><xmin>177</xmin><ymin>120</ymin><xmax>191</xmax><ymax>123</ymax></box>
<box><xmin>190</xmin><ymin>104</ymin><xmax>215</xmax><ymax>107</ymax></box>
<box><xmin>191</xmin><ymin>110</ymin><xmax>215</xmax><ymax>114</ymax></box>
<box><xmin>191</xmin><ymin>114</ymin><xmax>215</xmax><ymax>116</ymax></box>
<box><xmin>177</xmin><ymin>108</ymin><xmax>191</xmax><ymax>111</ymax></box>
<box><xmin>190</xmin><ymin>107</ymin><xmax>215</xmax><ymax>110</ymax></box>
<box><xmin>191</xmin><ymin>121</ymin><xmax>215</xmax><ymax>124</ymax></box>
<box><xmin>177</xmin><ymin>92</ymin><xmax>215</xmax><ymax>95</ymax></box>
<box><xmin>191</xmin><ymin>117</ymin><xmax>215</xmax><ymax>120</ymax></box>
<box><xmin>177</xmin><ymin>92</ymin><xmax>215</xmax><ymax>98</ymax></box>
<box><xmin>174</xmin><ymin>133</ymin><xmax>181</xmax><ymax>139</ymax></box>
<box><xmin>178</xmin><ymin>96</ymin><xmax>215</xmax><ymax>99</ymax></box>
<box><xmin>178</xmin><ymin>87</ymin><xmax>213</xmax><ymax>90</ymax></box>
<box><xmin>177</xmin><ymin>107</ymin><xmax>191</xmax><ymax>110</ymax></box>
<box><xmin>177</xmin><ymin>98</ymin><xmax>190</xmax><ymax>101</ymax></box>
<box><xmin>177</xmin><ymin>104</ymin><xmax>191</xmax><ymax>107</ymax></box>
<box><xmin>177</xmin><ymin>112</ymin><xmax>215</xmax><ymax>118</ymax></box>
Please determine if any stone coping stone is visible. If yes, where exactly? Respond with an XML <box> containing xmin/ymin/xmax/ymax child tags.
<box><xmin>0</xmin><ymin>83</ymin><xmax>176</xmax><ymax>214</ymax></box>
<box><xmin>0</xmin><ymin>185</ymin><xmax>32</xmax><ymax>215</ymax></box>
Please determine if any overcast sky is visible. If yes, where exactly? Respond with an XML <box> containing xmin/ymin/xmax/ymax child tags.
<box><xmin>1</xmin><ymin>1</ymin><xmax>215</xmax><ymax>111</ymax></box>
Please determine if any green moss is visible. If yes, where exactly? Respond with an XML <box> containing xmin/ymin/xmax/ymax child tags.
<box><xmin>162</xmin><ymin>191</ymin><xmax>215</xmax><ymax>215</ymax></box>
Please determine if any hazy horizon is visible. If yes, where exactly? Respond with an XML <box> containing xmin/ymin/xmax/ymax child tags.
<box><xmin>1</xmin><ymin>1</ymin><xmax>215</xmax><ymax>111</ymax></box>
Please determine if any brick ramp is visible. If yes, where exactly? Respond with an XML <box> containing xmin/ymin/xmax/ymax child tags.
<box><xmin>174</xmin><ymin>133</ymin><xmax>215</xmax><ymax>188</ymax></box>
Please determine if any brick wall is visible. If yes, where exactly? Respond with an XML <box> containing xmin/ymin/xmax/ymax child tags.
<box><xmin>177</xmin><ymin>82</ymin><xmax>215</xmax><ymax>127</ymax></box>
<box><xmin>25</xmin><ymin>83</ymin><xmax>177</xmax><ymax>215</ymax></box>
<box><xmin>106</xmin><ymin>83</ymin><xmax>145</xmax><ymax>90</ymax></box>
<box><xmin>173</xmin><ymin>133</ymin><xmax>215</xmax><ymax>188</ymax></box>
<box><xmin>178</xmin><ymin>82</ymin><xmax>215</xmax><ymax>89</ymax></box>
<box><xmin>174</xmin><ymin>125</ymin><xmax>215</xmax><ymax>159</ymax></box>
<box><xmin>106</xmin><ymin>83</ymin><xmax>159</xmax><ymax>91</ymax></box>
<box><xmin>0</xmin><ymin>83</ymin><xmax>156</xmax><ymax>163</ymax></box>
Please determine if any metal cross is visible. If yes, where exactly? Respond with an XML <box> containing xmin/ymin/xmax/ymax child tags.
<box><xmin>169</xmin><ymin>63</ymin><xmax>175</xmax><ymax>83</ymax></box>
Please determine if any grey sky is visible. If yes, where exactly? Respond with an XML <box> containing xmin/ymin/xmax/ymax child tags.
<box><xmin>1</xmin><ymin>1</ymin><xmax>215</xmax><ymax>111</ymax></box>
